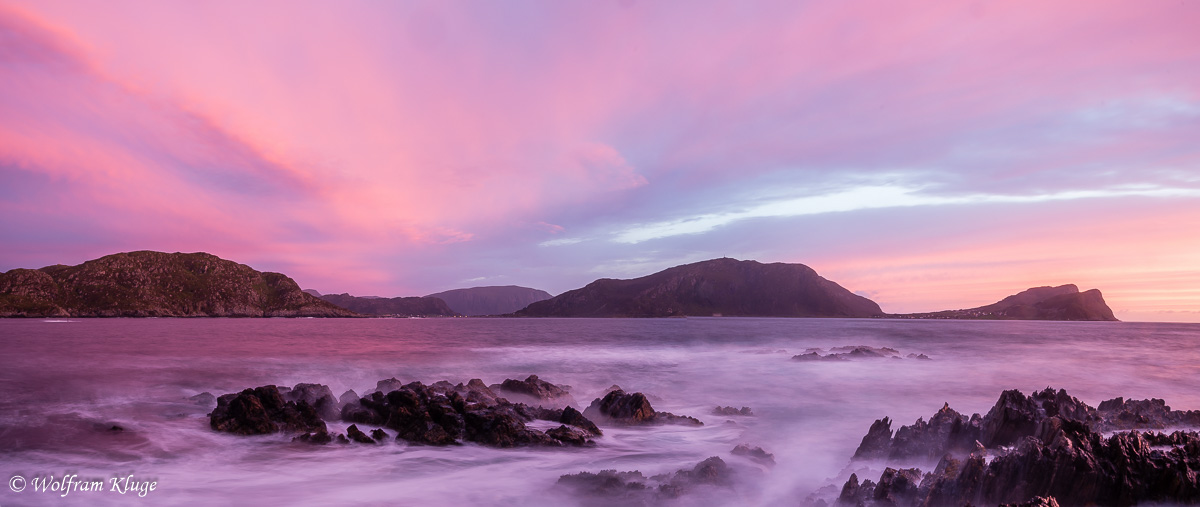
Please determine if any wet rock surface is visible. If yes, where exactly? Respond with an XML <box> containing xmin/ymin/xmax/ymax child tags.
<box><xmin>829</xmin><ymin>387</ymin><xmax>1200</xmax><ymax>506</ymax></box>
<box><xmin>209</xmin><ymin>385</ymin><xmax>326</xmax><ymax>435</ymax></box>
<box><xmin>213</xmin><ymin>376</ymin><xmax>602</xmax><ymax>448</ymax></box>
<box><xmin>583</xmin><ymin>389</ymin><xmax>703</xmax><ymax>426</ymax></box>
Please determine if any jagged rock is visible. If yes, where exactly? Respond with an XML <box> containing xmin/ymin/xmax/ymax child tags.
<box><xmin>713</xmin><ymin>406</ymin><xmax>754</xmax><ymax>416</ymax></box>
<box><xmin>873</xmin><ymin>468</ymin><xmax>922</xmax><ymax>505</ymax></box>
<box><xmin>731</xmin><ymin>444</ymin><xmax>775</xmax><ymax>465</ymax></box>
<box><xmin>345</xmin><ymin>424</ymin><xmax>375</xmax><ymax>444</ymax></box>
<box><xmin>210</xmin><ymin>385</ymin><xmax>326</xmax><ymax>435</ymax></box>
<box><xmin>561</xmin><ymin>406</ymin><xmax>602</xmax><ymax>435</ymax></box>
<box><xmin>853</xmin><ymin>417</ymin><xmax>894</xmax><ymax>459</ymax></box>
<box><xmin>286</xmin><ymin>383</ymin><xmax>339</xmax><ymax>421</ymax></box>
<box><xmin>369</xmin><ymin>428</ymin><xmax>387</xmax><ymax>441</ymax></box>
<box><xmin>839</xmin><ymin>388</ymin><xmax>1200</xmax><ymax>506</ymax></box>
<box><xmin>338</xmin><ymin>390</ymin><xmax>359</xmax><ymax>408</ymax></box>
<box><xmin>583</xmin><ymin>389</ymin><xmax>702</xmax><ymax>427</ymax></box>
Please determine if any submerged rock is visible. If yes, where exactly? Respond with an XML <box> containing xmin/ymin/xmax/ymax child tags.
<box><xmin>557</xmin><ymin>456</ymin><xmax>734</xmax><ymax>503</ymax></box>
<box><xmin>583</xmin><ymin>389</ymin><xmax>702</xmax><ymax>427</ymax></box>
<box><xmin>713</xmin><ymin>406</ymin><xmax>754</xmax><ymax>416</ymax></box>
<box><xmin>731</xmin><ymin>444</ymin><xmax>775</xmax><ymax>465</ymax></box>
<box><xmin>492</xmin><ymin>374</ymin><xmax>576</xmax><ymax>407</ymax></box>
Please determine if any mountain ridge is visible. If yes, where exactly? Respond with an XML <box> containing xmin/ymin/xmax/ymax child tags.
<box><xmin>427</xmin><ymin>285</ymin><xmax>552</xmax><ymax>316</ymax></box>
<box><xmin>0</xmin><ymin>251</ymin><xmax>356</xmax><ymax>317</ymax></box>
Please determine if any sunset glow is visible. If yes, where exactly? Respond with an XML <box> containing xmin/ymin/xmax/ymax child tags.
<box><xmin>2</xmin><ymin>0</ymin><xmax>1198</xmax><ymax>321</ymax></box>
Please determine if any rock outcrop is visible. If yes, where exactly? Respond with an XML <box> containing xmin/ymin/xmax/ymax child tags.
<box><xmin>831</xmin><ymin>388</ymin><xmax>1200</xmax><ymax>506</ymax></box>
<box><xmin>209</xmin><ymin>386</ymin><xmax>327</xmax><ymax>435</ymax></box>
<box><xmin>514</xmin><ymin>258</ymin><xmax>883</xmax><ymax>318</ymax></box>
<box><xmin>211</xmin><ymin>376</ymin><xmax>602</xmax><ymax>449</ymax></box>
<box><xmin>426</xmin><ymin>285</ymin><xmax>553</xmax><ymax>316</ymax></box>
<box><xmin>0</xmin><ymin>251</ymin><xmax>356</xmax><ymax>317</ymax></box>
<box><xmin>583</xmin><ymin>389</ymin><xmax>703</xmax><ymax>426</ymax></box>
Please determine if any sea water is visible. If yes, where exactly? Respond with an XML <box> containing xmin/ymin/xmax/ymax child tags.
<box><xmin>1</xmin><ymin>318</ymin><xmax>1198</xmax><ymax>505</ymax></box>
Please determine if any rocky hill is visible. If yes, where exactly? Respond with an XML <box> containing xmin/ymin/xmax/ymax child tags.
<box><xmin>513</xmin><ymin>258</ymin><xmax>883</xmax><ymax>318</ymax></box>
<box><xmin>0</xmin><ymin>251</ymin><xmax>357</xmax><ymax>317</ymax></box>
<box><xmin>314</xmin><ymin>292</ymin><xmax>457</xmax><ymax>317</ymax></box>
<box><xmin>426</xmin><ymin>286</ymin><xmax>552</xmax><ymax>316</ymax></box>
<box><xmin>897</xmin><ymin>284</ymin><xmax>1118</xmax><ymax>321</ymax></box>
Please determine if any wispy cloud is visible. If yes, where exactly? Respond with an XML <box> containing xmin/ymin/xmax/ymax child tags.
<box><xmin>614</xmin><ymin>185</ymin><xmax>1200</xmax><ymax>244</ymax></box>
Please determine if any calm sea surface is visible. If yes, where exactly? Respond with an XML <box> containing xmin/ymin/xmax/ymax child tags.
<box><xmin>1</xmin><ymin>318</ymin><xmax>1198</xmax><ymax>506</ymax></box>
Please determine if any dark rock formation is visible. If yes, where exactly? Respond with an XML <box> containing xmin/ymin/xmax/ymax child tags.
<box><xmin>209</xmin><ymin>385</ymin><xmax>327</xmax><ymax>435</ymax></box>
<box><xmin>583</xmin><ymin>389</ymin><xmax>702</xmax><ymax>426</ymax></box>
<box><xmin>344</xmin><ymin>378</ymin><xmax>600</xmax><ymax>447</ymax></box>
<box><xmin>285</xmin><ymin>383</ymin><xmax>340</xmax><ymax>421</ymax></box>
<box><xmin>896</xmin><ymin>284</ymin><xmax>1118</xmax><ymax>321</ymax></box>
<box><xmin>557</xmin><ymin>456</ymin><xmax>734</xmax><ymax>503</ymax></box>
<box><xmin>514</xmin><ymin>258</ymin><xmax>883</xmax><ymax>318</ymax></box>
<box><xmin>0</xmin><ymin>251</ymin><xmax>356</xmax><ymax>317</ymax></box>
<box><xmin>836</xmin><ymin>388</ymin><xmax>1200</xmax><ymax>506</ymax></box>
<box><xmin>426</xmin><ymin>285</ymin><xmax>553</xmax><ymax>316</ymax></box>
<box><xmin>713</xmin><ymin>406</ymin><xmax>754</xmax><ymax>416</ymax></box>
<box><xmin>345</xmin><ymin>424</ymin><xmax>376</xmax><ymax>444</ymax></box>
<box><xmin>315</xmin><ymin>293</ymin><xmax>457</xmax><ymax>317</ymax></box>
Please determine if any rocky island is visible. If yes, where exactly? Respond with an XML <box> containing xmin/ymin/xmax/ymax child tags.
<box><xmin>0</xmin><ymin>251</ymin><xmax>356</xmax><ymax>317</ymax></box>
<box><xmin>894</xmin><ymin>284</ymin><xmax>1118</xmax><ymax>321</ymax></box>
<box><xmin>514</xmin><ymin>258</ymin><xmax>883</xmax><ymax>318</ymax></box>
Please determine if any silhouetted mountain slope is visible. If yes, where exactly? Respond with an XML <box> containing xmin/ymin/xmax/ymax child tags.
<box><xmin>426</xmin><ymin>286</ymin><xmax>552</xmax><ymax>316</ymax></box>
<box><xmin>897</xmin><ymin>284</ymin><xmax>1118</xmax><ymax>321</ymax></box>
<box><xmin>514</xmin><ymin>258</ymin><xmax>882</xmax><ymax>318</ymax></box>
<box><xmin>0</xmin><ymin>251</ymin><xmax>356</xmax><ymax>317</ymax></box>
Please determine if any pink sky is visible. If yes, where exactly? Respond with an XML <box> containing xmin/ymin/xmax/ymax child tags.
<box><xmin>1</xmin><ymin>1</ymin><xmax>1198</xmax><ymax>322</ymax></box>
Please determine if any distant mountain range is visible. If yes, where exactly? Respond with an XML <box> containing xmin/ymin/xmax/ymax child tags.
<box><xmin>0</xmin><ymin>252</ymin><xmax>1118</xmax><ymax>321</ymax></box>
<box><xmin>427</xmin><ymin>286</ymin><xmax>552</xmax><ymax>316</ymax></box>
<box><xmin>515</xmin><ymin>258</ymin><xmax>883</xmax><ymax>318</ymax></box>
<box><xmin>0</xmin><ymin>251</ymin><xmax>355</xmax><ymax>317</ymax></box>
<box><xmin>304</xmin><ymin>290</ymin><xmax>457</xmax><ymax>317</ymax></box>
<box><xmin>894</xmin><ymin>284</ymin><xmax>1118</xmax><ymax>321</ymax></box>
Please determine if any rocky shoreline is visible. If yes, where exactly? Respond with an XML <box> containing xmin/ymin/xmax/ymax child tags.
<box><xmin>814</xmin><ymin>388</ymin><xmax>1200</xmax><ymax>506</ymax></box>
<box><xmin>203</xmin><ymin>375</ymin><xmax>1200</xmax><ymax>506</ymax></box>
